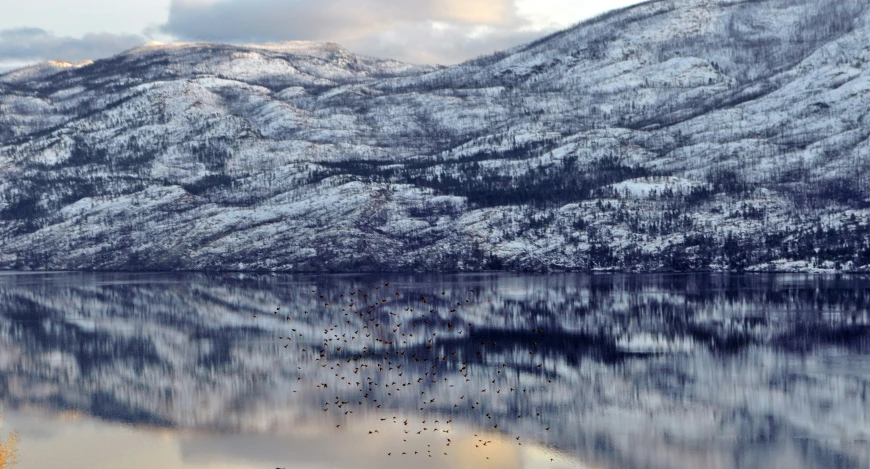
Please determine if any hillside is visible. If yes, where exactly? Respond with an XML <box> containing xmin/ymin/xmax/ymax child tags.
<box><xmin>1</xmin><ymin>0</ymin><xmax>869</xmax><ymax>272</ymax></box>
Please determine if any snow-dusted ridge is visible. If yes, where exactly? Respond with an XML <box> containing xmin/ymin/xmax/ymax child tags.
<box><xmin>0</xmin><ymin>0</ymin><xmax>869</xmax><ymax>272</ymax></box>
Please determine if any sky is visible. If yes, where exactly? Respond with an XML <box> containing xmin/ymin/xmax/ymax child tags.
<box><xmin>0</xmin><ymin>0</ymin><xmax>645</xmax><ymax>71</ymax></box>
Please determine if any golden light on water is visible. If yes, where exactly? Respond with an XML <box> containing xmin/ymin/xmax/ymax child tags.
<box><xmin>2</xmin><ymin>409</ymin><xmax>595</xmax><ymax>469</ymax></box>
<box><xmin>0</xmin><ymin>414</ymin><xmax>19</xmax><ymax>469</ymax></box>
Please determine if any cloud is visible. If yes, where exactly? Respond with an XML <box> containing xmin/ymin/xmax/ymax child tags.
<box><xmin>354</xmin><ymin>23</ymin><xmax>545</xmax><ymax>65</ymax></box>
<box><xmin>162</xmin><ymin>0</ymin><xmax>550</xmax><ymax>64</ymax></box>
<box><xmin>0</xmin><ymin>62</ymin><xmax>31</xmax><ymax>74</ymax></box>
<box><xmin>0</xmin><ymin>27</ymin><xmax>145</xmax><ymax>64</ymax></box>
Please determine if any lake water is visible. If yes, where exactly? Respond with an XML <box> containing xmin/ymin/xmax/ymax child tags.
<box><xmin>0</xmin><ymin>272</ymin><xmax>868</xmax><ymax>469</ymax></box>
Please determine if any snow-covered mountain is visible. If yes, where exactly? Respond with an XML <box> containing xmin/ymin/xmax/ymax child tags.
<box><xmin>1</xmin><ymin>0</ymin><xmax>870</xmax><ymax>272</ymax></box>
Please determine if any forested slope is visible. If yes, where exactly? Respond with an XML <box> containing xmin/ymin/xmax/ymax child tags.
<box><xmin>1</xmin><ymin>0</ymin><xmax>869</xmax><ymax>272</ymax></box>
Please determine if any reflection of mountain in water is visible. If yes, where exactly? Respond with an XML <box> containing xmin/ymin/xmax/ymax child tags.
<box><xmin>0</xmin><ymin>273</ymin><xmax>868</xmax><ymax>469</ymax></box>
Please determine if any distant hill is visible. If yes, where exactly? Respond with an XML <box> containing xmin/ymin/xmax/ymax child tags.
<box><xmin>1</xmin><ymin>0</ymin><xmax>869</xmax><ymax>272</ymax></box>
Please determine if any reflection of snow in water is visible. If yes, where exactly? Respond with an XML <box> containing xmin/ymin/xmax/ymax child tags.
<box><xmin>0</xmin><ymin>273</ymin><xmax>868</xmax><ymax>469</ymax></box>
<box><xmin>615</xmin><ymin>333</ymin><xmax>695</xmax><ymax>354</ymax></box>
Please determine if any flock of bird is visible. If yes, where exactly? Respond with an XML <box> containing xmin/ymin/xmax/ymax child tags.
<box><xmin>254</xmin><ymin>281</ymin><xmax>562</xmax><ymax>464</ymax></box>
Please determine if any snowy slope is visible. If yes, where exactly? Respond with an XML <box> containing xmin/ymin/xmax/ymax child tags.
<box><xmin>0</xmin><ymin>0</ymin><xmax>869</xmax><ymax>272</ymax></box>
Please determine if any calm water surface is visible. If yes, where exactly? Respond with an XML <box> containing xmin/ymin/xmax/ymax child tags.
<box><xmin>0</xmin><ymin>272</ymin><xmax>868</xmax><ymax>469</ymax></box>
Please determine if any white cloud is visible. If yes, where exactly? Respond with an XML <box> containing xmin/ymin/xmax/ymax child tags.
<box><xmin>354</xmin><ymin>21</ymin><xmax>546</xmax><ymax>64</ymax></box>
<box><xmin>0</xmin><ymin>62</ymin><xmax>33</xmax><ymax>74</ymax></box>
<box><xmin>0</xmin><ymin>28</ymin><xmax>145</xmax><ymax>64</ymax></box>
<box><xmin>163</xmin><ymin>0</ymin><xmax>560</xmax><ymax>64</ymax></box>
<box><xmin>0</xmin><ymin>0</ymin><xmax>172</xmax><ymax>37</ymax></box>
<box><xmin>516</xmin><ymin>0</ymin><xmax>646</xmax><ymax>30</ymax></box>
<box><xmin>0</xmin><ymin>0</ymin><xmax>647</xmax><ymax>67</ymax></box>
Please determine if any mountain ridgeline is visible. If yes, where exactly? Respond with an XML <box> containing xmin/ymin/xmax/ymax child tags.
<box><xmin>1</xmin><ymin>0</ymin><xmax>870</xmax><ymax>272</ymax></box>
